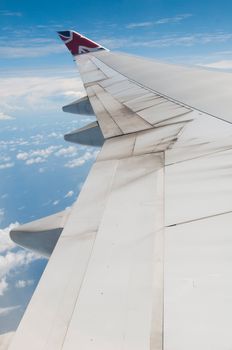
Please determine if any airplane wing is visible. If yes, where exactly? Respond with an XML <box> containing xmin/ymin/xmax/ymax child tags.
<box><xmin>9</xmin><ymin>31</ymin><xmax>232</xmax><ymax>350</ymax></box>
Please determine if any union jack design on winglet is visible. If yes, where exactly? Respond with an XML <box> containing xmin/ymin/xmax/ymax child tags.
<box><xmin>57</xmin><ymin>30</ymin><xmax>107</xmax><ymax>56</ymax></box>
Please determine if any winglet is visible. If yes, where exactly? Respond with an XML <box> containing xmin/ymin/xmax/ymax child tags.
<box><xmin>57</xmin><ymin>30</ymin><xmax>107</xmax><ymax>56</ymax></box>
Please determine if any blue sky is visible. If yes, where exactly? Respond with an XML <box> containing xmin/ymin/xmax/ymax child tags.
<box><xmin>2</xmin><ymin>0</ymin><xmax>232</xmax><ymax>69</ymax></box>
<box><xmin>1</xmin><ymin>0</ymin><xmax>232</xmax><ymax>339</ymax></box>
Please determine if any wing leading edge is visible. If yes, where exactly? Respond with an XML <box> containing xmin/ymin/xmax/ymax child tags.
<box><xmin>9</xmin><ymin>30</ymin><xmax>232</xmax><ymax>350</ymax></box>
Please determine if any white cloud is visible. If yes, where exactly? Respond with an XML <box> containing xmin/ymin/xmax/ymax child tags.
<box><xmin>1</xmin><ymin>194</ymin><xmax>8</xmax><ymax>199</ymax></box>
<box><xmin>55</xmin><ymin>146</ymin><xmax>77</xmax><ymax>157</ymax></box>
<box><xmin>0</xmin><ymin>155</ymin><xmax>11</xmax><ymax>162</ymax></box>
<box><xmin>17</xmin><ymin>146</ymin><xmax>61</xmax><ymax>165</ymax></box>
<box><xmin>64</xmin><ymin>150</ymin><xmax>99</xmax><ymax>168</ymax></box>
<box><xmin>0</xmin><ymin>223</ymin><xmax>19</xmax><ymax>253</ymax></box>
<box><xmin>18</xmin><ymin>206</ymin><xmax>25</xmax><ymax>211</ymax></box>
<box><xmin>155</xmin><ymin>14</ymin><xmax>192</xmax><ymax>24</ymax></box>
<box><xmin>25</xmin><ymin>157</ymin><xmax>46</xmax><ymax>165</ymax></box>
<box><xmin>0</xmin><ymin>43</ymin><xmax>63</xmax><ymax>59</ymax></box>
<box><xmin>101</xmin><ymin>32</ymin><xmax>232</xmax><ymax>50</ymax></box>
<box><xmin>0</xmin><ymin>250</ymin><xmax>40</xmax><ymax>280</ymax></box>
<box><xmin>0</xmin><ymin>277</ymin><xmax>8</xmax><ymax>296</ymax></box>
<box><xmin>30</xmin><ymin>134</ymin><xmax>44</xmax><ymax>141</ymax></box>
<box><xmin>16</xmin><ymin>152</ymin><xmax>28</xmax><ymax>161</ymax></box>
<box><xmin>0</xmin><ymin>306</ymin><xmax>20</xmax><ymax>316</ymax></box>
<box><xmin>31</xmin><ymin>146</ymin><xmax>59</xmax><ymax>157</ymax></box>
<box><xmin>0</xmin><ymin>10</ymin><xmax>22</xmax><ymax>17</ymax></box>
<box><xmin>126</xmin><ymin>21</ymin><xmax>153</xmax><ymax>29</ymax></box>
<box><xmin>15</xmin><ymin>279</ymin><xmax>34</xmax><ymax>288</ymax></box>
<box><xmin>0</xmin><ymin>138</ymin><xmax>29</xmax><ymax>149</ymax></box>
<box><xmin>126</xmin><ymin>14</ymin><xmax>192</xmax><ymax>29</ymax></box>
<box><xmin>0</xmin><ymin>223</ymin><xmax>41</xmax><ymax>282</ymax></box>
<box><xmin>48</xmin><ymin>132</ymin><xmax>62</xmax><ymax>139</ymax></box>
<box><xmin>0</xmin><ymin>73</ymin><xmax>85</xmax><ymax>113</ymax></box>
<box><xmin>0</xmin><ymin>112</ymin><xmax>15</xmax><ymax>120</ymax></box>
<box><xmin>0</xmin><ymin>162</ymin><xmax>14</xmax><ymax>170</ymax></box>
<box><xmin>63</xmin><ymin>90</ymin><xmax>83</xmax><ymax>98</ymax></box>
<box><xmin>64</xmin><ymin>190</ymin><xmax>74</xmax><ymax>198</ymax></box>
<box><xmin>199</xmin><ymin>60</ymin><xmax>232</xmax><ymax>69</ymax></box>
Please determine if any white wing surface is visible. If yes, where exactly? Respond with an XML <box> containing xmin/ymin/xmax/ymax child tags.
<box><xmin>9</xmin><ymin>31</ymin><xmax>232</xmax><ymax>350</ymax></box>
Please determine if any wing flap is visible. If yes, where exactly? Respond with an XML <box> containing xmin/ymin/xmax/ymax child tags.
<box><xmin>137</xmin><ymin>101</ymin><xmax>191</xmax><ymax>125</ymax></box>
<box><xmin>9</xmin><ymin>126</ymin><xmax>172</xmax><ymax>349</ymax></box>
<box><xmin>86</xmin><ymin>88</ymin><xmax>123</xmax><ymax>137</ymax></box>
<box><xmin>124</xmin><ymin>94</ymin><xmax>166</xmax><ymax>112</ymax></box>
<box><xmin>164</xmin><ymin>212</ymin><xmax>232</xmax><ymax>350</ymax></box>
<box><xmin>75</xmin><ymin>54</ymin><xmax>194</xmax><ymax>138</ymax></box>
<box><xmin>90</xmin><ymin>84</ymin><xmax>152</xmax><ymax>133</ymax></box>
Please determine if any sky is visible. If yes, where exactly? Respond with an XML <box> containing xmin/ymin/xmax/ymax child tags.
<box><xmin>1</xmin><ymin>0</ymin><xmax>232</xmax><ymax>340</ymax></box>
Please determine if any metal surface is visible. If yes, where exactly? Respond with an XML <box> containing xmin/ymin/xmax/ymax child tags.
<box><xmin>92</xmin><ymin>50</ymin><xmax>232</xmax><ymax>124</ymax></box>
<box><xmin>62</xmin><ymin>96</ymin><xmax>94</xmax><ymax>115</ymax></box>
<box><xmin>9</xmin><ymin>132</ymin><xmax>167</xmax><ymax>350</ymax></box>
<box><xmin>64</xmin><ymin>121</ymin><xmax>104</xmax><ymax>147</ymax></box>
<box><xmin>9</xmin><ymin>36</ymin><xmax>232</xmax><ymax>350</ymax></box>
<box><xmin>137</xmin><ymin>101</ymin><xmax>190</xmax><ymax>125</ymax></box>
<box><xmin>76</xmin><ymin>53</ymin><xmax>192</xmax><ymax>139</ymax></box>
<box><xmin>164</xmin><ymin>213</ymin><xmax>232</xmax><ymax>350</ymax></box>
<box><xmin>10</xmin><ymin>210</ymin><xmax>70</xmax><ymax>257</ymax></box>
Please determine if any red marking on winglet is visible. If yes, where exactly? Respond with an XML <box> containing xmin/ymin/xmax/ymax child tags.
<box><xmin>57</xmin><ymin>30</ymin><xmax>106</xmax><ymax>56</ymax></box>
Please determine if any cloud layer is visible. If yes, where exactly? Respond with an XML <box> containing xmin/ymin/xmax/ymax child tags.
<box><xmin>0</xmin><ymin>112</ymin><xmax>15</xmax><ymax>121</ymax></box>
<box><xmin>199</xmin><ymin>60</ymin><xmax>232</xmax><ymax>69</ymax></box>
<box><xmin>126</xmin><ymin>14</ymin><xmax>192</xmax><ymax>29</ymax></box>
<box><xmin>0</xmin><ymin>277</ymin><xmax>8</xmax><ymax>296</ymax></box>
<box><xmin>101</xmin><ymin>32</ymin><xmax>232</xmax><ymax>50</ymax></box>
<box><xmin>0</xmin><ymin>223</ymin><xmax>41</xmax><ymax>297</ymax></box>
<box><xmin>64</xmin><ymin>150</ymin><xmax>99</xmax><ymax>168</ymax></box>
<box><xmin>0</xmin><ymin>71</ymin><xmax>85</xmax><ymax>114</ymax></box>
